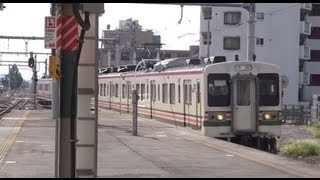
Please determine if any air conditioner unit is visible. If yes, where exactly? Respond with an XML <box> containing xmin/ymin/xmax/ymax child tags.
<box><xmin>299</xmin><ymin>72</ymin><xmax>310</xmax><ymax>85</ymax></box>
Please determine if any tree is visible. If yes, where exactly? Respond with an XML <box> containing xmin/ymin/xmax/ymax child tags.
<box><xmin>20</xmin><ymin>80</ymin><xmax>30</xmax><ymax>90</ymax></box>
<box><xmin>8</xmin><ymin>64</ymin><xmax>23</xmax><ymax>90</ymax></box>
<box><xmin>1</xmin><ymin>76</ymin><xmax>8</xmax><ymax>91</ymax></box>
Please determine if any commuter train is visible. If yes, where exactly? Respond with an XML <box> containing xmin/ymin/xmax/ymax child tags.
<box><xmin>37</xmin><ymin>56</ymin><xmax>282</xmax><ymax>152</ymax></box>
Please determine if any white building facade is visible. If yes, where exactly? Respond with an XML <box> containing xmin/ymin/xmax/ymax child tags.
<box><xmin>199</xmin><ymin>3</ymin><xmax>313</xmax><ymax>106</ymax></box>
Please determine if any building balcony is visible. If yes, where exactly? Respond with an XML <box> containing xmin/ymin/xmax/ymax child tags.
<box><xmin>299</xmin><ymin>72</ymin><xmax>310</xmax><ymax>85</ymax></box>
<box><xmin>300</xmin><ymin>21</ymin><xmax>311</xmax><ymax>36</ymax></box>
<box><xmin>300</xmin><ymin>45</ymin><xmax>311</xmax><ymax>60</ymax></box>
<box><xmin>301</xmin><ymin>3</ymin><xmax>312</xmax><ymax>11</ymax></box>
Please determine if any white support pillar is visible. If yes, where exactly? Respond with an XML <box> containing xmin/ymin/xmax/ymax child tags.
<box><xmin>76</xmin><ymin>13</ymin><xmax>98</xmax><ymax>178</ymax></box>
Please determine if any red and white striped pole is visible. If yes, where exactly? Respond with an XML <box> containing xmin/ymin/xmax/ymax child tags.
<box><xmin>56</xmin><ymin>4</ymin><xmax>79</xmax><ymax>178</ymax></box>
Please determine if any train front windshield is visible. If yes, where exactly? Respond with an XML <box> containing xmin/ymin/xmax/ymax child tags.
<box><xmin>207</xmin><ymin>73</ymin><xmax>279</xmax><ymax>107</ymax></box>
<box><xmin>207</xmin><ymin>74</ymin><xmax>231</xmax><ymax>107</ymax></box>
<box><xmin>257</xmin><ymin>73</ymin><xmax>279</xmax><ymax>106</ymax></box>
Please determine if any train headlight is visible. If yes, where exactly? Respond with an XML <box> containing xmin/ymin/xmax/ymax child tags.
<box><xmin>263</xmin><ymin>113</ymin><xmax>272</xmax><ymax>120</ymax></box>
<box><xmin>217</xmin><ymin>113</ymin><xmax>225</xmax><ymax>121</ymax></box>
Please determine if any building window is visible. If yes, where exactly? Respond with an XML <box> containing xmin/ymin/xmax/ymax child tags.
<box><xmin>223</xmin><ymin>37</ymin><xmax>240</xmax><ymax>50</ymax></box>
<box><xmin>256</xmin><ymin>38</ymin><xmax>264</xmax><ymax>45</ymax></box>
<box><xmin>224</xmin><ymin>12</ymin><xmax>241</xmax><ymax>25</ymax></box>
<box><xmin>256</xmin><ymin>13</ymin><xmax>264</xmax><ymax>20</ymax></box>
<box><xmin>201</xmin><ymin>32</ymin><xmax>211</xmax><ymax>45</ymax></box>
<box><xmin>310</xmin><ymin>27</ymin><xmax>320</xmax><ymax>39</ymax></box>
<box><xmin>310</xmin><ymin>74</ymin><xmax>320</xmax><ymax>86</ymax></box>
<box><xmin>311</xmin><ymin>50</ymin><xmax>320</xmax><ymax>61</ymax></box>
<box><xmin>103</xmin><ymin>84</ymin><xmax>106</xmax><ymax>96</ymax></box>
<box><xmin>310</xmin><ymin>4</ymin><xmax>320</xmax><ymax>16</ymax></box>
<box><xmin>202</xmin><ymin>7</ymin><xmax>212</xmax><ymax>20</ymax></box>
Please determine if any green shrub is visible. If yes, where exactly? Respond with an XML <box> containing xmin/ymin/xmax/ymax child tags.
<box><xmin>307</xmin><ymin>122</ymin><xmax>320</xmax><ymax>138</ymax></box>
<box><xmin>280</xmin><ymin>139</ymin><xmax>320</xmax><ymax>157</ymax></box>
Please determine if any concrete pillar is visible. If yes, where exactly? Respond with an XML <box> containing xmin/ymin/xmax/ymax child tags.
<box><xmin>76</xmin><ymin>12</ymin><xmax>98</xmax><ymax>178</ymax></box>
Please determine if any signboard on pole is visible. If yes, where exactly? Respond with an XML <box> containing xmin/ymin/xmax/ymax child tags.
<box><xmin>45</xmin><ymin>16</ymin><xmax>56</xmax><ymax>49</ymax></box>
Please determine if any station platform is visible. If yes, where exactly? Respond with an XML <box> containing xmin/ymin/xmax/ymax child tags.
<box><xmin>0</xmin><ymin>109</ymin><xmax>319</xmax><ymax>178</ymax></box>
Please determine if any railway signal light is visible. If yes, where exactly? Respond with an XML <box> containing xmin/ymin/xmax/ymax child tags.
<box><xmin>49</xmin><ymin>55</ymin><xmax>60</xmax><ymax>79</ymax></box>
<box><xmin>28</xmin><ymin>57</ymin><xmax>35</xmax><ymax>68</ymax></box>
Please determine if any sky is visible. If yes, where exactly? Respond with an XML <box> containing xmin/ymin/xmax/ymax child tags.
<box><xmin>0</xmin><ymin>3</ymin><xmax>200</xmax><ymax>80</ymax></box>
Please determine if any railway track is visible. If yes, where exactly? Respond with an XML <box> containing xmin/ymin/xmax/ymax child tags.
<box><xmin>0</xmin><ymin>99</ymin><xmax>28</xmax><ymax>119</ymax></box>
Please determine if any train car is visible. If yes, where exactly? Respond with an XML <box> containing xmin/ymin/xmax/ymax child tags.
<box><xmin>37</xmin><ymin>78</ymin><xmax>52</xmax><ymax>106</ymax></box>
<box><xmin>98</xmin><ymin>57</ymin><xmax>281</xmax><ymax>152</ymax></box>
<box><xmin>37</xmin><ymin>56</ymin><xmax>282</xmax><ymax>152</ymax></box>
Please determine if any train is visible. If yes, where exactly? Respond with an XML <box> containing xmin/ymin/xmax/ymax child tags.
<box><xmin>37</xmin><ymin>56</ymin><xmax>282</xmax><ymax>152</ymax></box>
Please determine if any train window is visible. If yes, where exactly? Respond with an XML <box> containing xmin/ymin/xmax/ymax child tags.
<box><xmin>162</xmin><ymin>83</ymin><xmax>168</xmax><ymax>104</ymax></box>
<box><xmin>178</xmin><ymin>85</ymin><xmax>181</xmax><ymax>103</ymax></box>
<box><xmin>141</xmin><ymin>84</ymin><xmax>145</xmax><ymax>101</ymax></box>
<box><xmin>128</xmin><ymin>82</ymin><xmax>132</xmax><ymax>99</ymax></box>
<box><xmin>136</xmin><ymin>84</ymin><xmax>140</xmax><ymax>100</ymax></box>
<box><xmin>122</xmin><ymin>84</ymin><xmax>126</xmax><ymax>98</ymax></box>
<box><xmin>147</xmin><ymin>84</ymin><xmax>149</xmax><ymax>100</ymax></box>
<box><xmin>207</xmin><ymin>74</ymin><xmax>230</xmax><ymax>107</ymax></box>
<box><xmin>197</xmin><ymin>82</ymin><xmax>200</xmax><ymax>103</ymax></box>
<box><xmin>100</xmin><ymin>83</ymin><xmax>102</xmax><ymax>96</ymax></box>
<box><xmin>107</xmin><ymin>85</ymin><xmax>109</xmax><ymax>96</ymax></box>
<box><xmin>236</xmin><ymin>80</ymin><xmax>251</xmax><ymax>106</ymax></box>
<box><xmin>151</xmin><ymin>81</ymin><xmax>156</xmax><ymax>102</ymax></box>
<box><xmin>257</xmin><ymin>73</ymin><xmax>279</xmax><ymax>106</ymax></box>
<box><xmin>183</xmin><ymin>80</ymin><xmax>192</xmax><ymax>105</ymax></box>
<box><xmin>115</xmin><ymin>84</ymin><xmax>119</xmax><ymax>98</ymax></box>
<box><xmin>158</xmin><ymin>84</ymin><xmax>160</xmax><ymax>101</ymax></box>
<box><xmin>103</xmin><ymin>84</ymin><xmax>106</xmax><ymax>96</ymax></box>
<box><xmin>188</xmin><ymin>84</ymin><xmax>192</xmax><ymax>105</ymax></box>
<box><xmin>170</xmin><ymin>83</ymin><xmax>175</xmax><ymax>104</ymax></box>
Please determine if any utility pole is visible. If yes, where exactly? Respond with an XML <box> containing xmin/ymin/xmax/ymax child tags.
<box><xmin>129</xmin><ymin>18</ymin><xmax>133</xmax><ymax>64</ymax></box>
<box><xmin>207</xmin><ymin>20</ymin><xmax>210</xmax><ymax>58</ymax></box>
<box><xmin>30</xmin><ymin>52</ymin><xmax>38</xmax><ymax>110</ymax></box>
<box><xmin>8</xmin><ymin>65</ymin><xmax>11</xmax><ymax>94</ymax></box>
<box><xmin>246</xmin><ymin>3</ymin><xmax>256</xmax><ymax>61</ymax></box>
<box><xmin>50</xmin><ymin>3</ymin><xmax>60</xmax><ymax>178</ymax></box>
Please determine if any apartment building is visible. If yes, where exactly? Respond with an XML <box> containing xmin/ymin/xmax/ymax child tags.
<box><xmin>99</xmin><ymin>19</ymin><xmax>199</xmax><ymax>68</ymax></box>
<box><xmin>199</xmin><ymin>3</ymin><xmax>313</xmax><ymax>106</ymax></box>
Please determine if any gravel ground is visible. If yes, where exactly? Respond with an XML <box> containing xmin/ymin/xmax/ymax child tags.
<box><xmin>279</xmin><ymin>125</ymin><xmax>320</xmax><ymax>166</ymax></box>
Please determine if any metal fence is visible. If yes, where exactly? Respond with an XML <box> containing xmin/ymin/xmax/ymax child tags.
<box><xmin>282</xmin><ymin>105</ymin><xmax>311</xmax><ymax>125</ymax></box>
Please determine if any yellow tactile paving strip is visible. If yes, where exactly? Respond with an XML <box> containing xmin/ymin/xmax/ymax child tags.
<box><xmin>0</xmin><ymin>111</ymin><xmax>29</xmax><ymax>167</ymax></box>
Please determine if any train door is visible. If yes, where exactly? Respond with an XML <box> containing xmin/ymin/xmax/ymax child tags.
<box><xmin>183</xmin><ymin>80</ymin><xmax>192</xmax><ymax>127</ymax></box>
<box><xmin>231</xmin><ymin>75</ymin><xmax>257</xmax><ymax>134</ymax></box>
<box><xmin>150</xmin><ymin>80</ymin><xmax>156</xmax><ymax>119</ymax></box>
